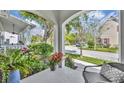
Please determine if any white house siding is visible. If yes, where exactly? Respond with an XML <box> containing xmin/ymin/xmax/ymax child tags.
<box><xmin>100</xmin><ymin>20</ymin><xmax>119</xmax><ymax>48</ymax></box>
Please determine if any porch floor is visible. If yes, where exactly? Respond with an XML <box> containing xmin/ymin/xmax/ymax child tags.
<box><xmin>21</xmin><ymin>66</ymin><xmax>85</xmax><ymax>83</ymax></box>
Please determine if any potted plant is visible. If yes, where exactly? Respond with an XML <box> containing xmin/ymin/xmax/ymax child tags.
<box><xmin>65</xmin><ymin>56</ymin><xmax>77</xmax><ymax>69</ymax></box>
<box><xmin>6</xmin><ymin>49</ymin><xmax>22</xmax><ymax>83</ymax></box>
<box><xmin>7</xmin><ymin>48</ymin><xmax>30</xmax><ymax>83</ymax></box>
<box><xmin>49</xmin><ymin>52</ymin><xmax>63</xmax><ymax>71</ymax></box>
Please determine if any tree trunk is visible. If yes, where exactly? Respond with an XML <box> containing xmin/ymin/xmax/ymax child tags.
<box><xmin>79</xmin><ymin>43</ymin><xmax>83</xmax><ymax>56</ymax></box>
<box><xmin>94</xmin><ymin>32</ymin><xmax>97</xmax><ymax>50</ymax></box>
<box><xmin>80</xmin><ymin>47</ymin><xmax>82</xmax><ymax>56</ymax></box>
<box><xmin>94</xmin><ymin>37</ymin><xmax>97</xmax><ymax>50</ymax></box>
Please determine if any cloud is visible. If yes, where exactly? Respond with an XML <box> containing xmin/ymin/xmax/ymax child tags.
<box><xmin>88</xmin><ymin>11</ymin><xmax>105</xmax><ymax>20</ymax></box>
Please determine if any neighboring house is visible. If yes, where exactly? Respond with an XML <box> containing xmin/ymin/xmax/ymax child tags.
<box><xmin>0</xmin><ymin>10</ymin><xmax>35</xmax><ymax>46</ymax></box>
<box><xmin>98</xmin><ymin>18</ymin><xmax>119</xmax><ymax>48</ymax></box>
<box><xmin>0</xmin><ymin>32</ymin><xmax>18</xmax><ymax>44</ymax></box>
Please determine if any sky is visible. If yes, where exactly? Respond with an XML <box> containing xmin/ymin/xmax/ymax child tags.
<box><xmin>89</xmin><ymin>10</ymin><xmax>118</xmax><ymax>19</ymax></box>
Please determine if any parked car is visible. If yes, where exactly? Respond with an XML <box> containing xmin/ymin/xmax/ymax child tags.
<box><xmin>76</xmin><ymin>43</ymin><xmax>80</xmax><ymax>47</ymax></box>
<box><xmin>76</xmin><ymin>43</ymin><xmax>88</xmax><ymax>48</ymax></box>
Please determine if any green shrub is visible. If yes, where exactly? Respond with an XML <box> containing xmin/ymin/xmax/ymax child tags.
<box><xmin>0</xmin><ymin>54</ymin><xmax>10</xmax><ymax>82</ymax></box>
<box><xmin>29</xmin><ymin>43</ymin><xmax>53</xmax><ymax>58</ymax></box>
<box><xmin>0</xmin><ymin>44</ymin><xmax>53</xmax><ymax>81</ymax></box>
<box><xmin>87</xmin><ymin>41</ymin><xmax>94</xmax><ymax>48</ymax></box>
<box><xmin>65</xmin><ymin>56</ymin><xmax>77</xmax><ymax>69</ymax></box>
<box><xmin>103</xmin><ymin>44</ymin><xmax>110</xmax><ymax>48</ymax></box>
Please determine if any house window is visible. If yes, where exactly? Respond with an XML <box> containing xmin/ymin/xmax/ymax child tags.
<box><xmin>104</xmin><ymin>38</ymin><xmax>109</xmax><ymax>44</ymax></box>
<box><xmin>107</xmin><ymin>27</ymin><xmax>110</xmax><ymax>30</ymax></box>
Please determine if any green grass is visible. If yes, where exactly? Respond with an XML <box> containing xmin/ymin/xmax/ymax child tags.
<box><xmin>65</xmin><ymin>53</ymin><xmax>113</xmax><ymax>65</ymax></box>
<box><xmin>82</xmin><ymin>48</ymin><xmax>118</xmax><ymax>53</ymax></box>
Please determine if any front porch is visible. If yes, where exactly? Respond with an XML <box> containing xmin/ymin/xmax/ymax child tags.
<box><xmin>0</xmin><ymin>10</ymin><xmax>124</xmax><ymax>83</ymax></box>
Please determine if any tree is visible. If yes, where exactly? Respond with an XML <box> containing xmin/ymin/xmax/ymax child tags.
<box><xmin>88</xmin><ymin>13</ymin><xmax>103</xmax><ymax>50</ymax></box>
<box><xmin>65</xmin><ymin>13</ymin><xmax>89</xmax><ymax>56</ymax></box>
<box><xmin>31</xmin><ymin>35</ymin><xmax>42</xmax><ymax>43</ymax></box>
<box><xmin>43</xmin><ymin>21</ymin><xmax>55</xmax><ymax>43</ymax></box>
<box><xmin>20</xmin><ymin>11</ymin><xmax>55</xmax><ymax>44</ymax></box>
<box><xmin>65</xmin><ymin>16</ymin><xmax>86</xmax><ymax>56</ymax></box>
<box><xmin>65</xmin><ymin>33</ymin><xmax>77</xmax><ymax>45</ymax></box>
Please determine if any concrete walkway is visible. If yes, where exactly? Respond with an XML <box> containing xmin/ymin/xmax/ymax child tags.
<box><xmin>21</xmin><ymin>67</ymin><xmax>85</xmax><ymax>83</ymax></box>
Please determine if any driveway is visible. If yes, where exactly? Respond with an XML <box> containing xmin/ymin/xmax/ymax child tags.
<box><xmin>65</xmin><ymin>46</ymin><xmax>119</xmax><ymax>62</ymax></box>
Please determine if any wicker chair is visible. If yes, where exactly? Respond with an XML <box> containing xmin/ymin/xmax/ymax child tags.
<box><xmin>83</xmin><ymin>63</ymin><xmax>124</xmax><ymax>83</ymax></box>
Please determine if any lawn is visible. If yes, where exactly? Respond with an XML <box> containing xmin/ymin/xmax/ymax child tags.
<box><xmin>82</xmin><ymin>48</ymin><xmax>118</xmax><ymax>53</ymax></box>
<box><xmin>65</xmin><ymin>53</ymin><xmax>113</xmax><ymax>65</ymax></box>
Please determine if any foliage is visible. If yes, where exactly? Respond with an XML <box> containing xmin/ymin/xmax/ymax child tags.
<box><xmin>19</xmin><ymin>54</ymin><xmax>47</xmax><ymax>78</ymax></box>
<box><xmin>31</xmin><ymin>35</ymin><xmax>42</xmax><ymax>43</ymax></box>
<box><xmin>87</xmin><ymin>41</ymin><xmax>94</xmax><ymax>48</ymax></box>
<box><xmin>85</xmin><ymin>32</ymin><xmax>94</xmax><ymax>43</ymax></box>
<box><xmin>43</xmin><ymin>21</ymin><xmax>55</xmax><ymax>43</ymax></box>
<box><xmin>20</xmin><ymin>11</ymin><xmax>46</xmax><ymax>25</ymax></box>
<box><xmin>29</xmin><ymin>43</ymin><xmax>53</xmax><ymax>58</ymax></box>
<box><xmin>65</xmin><ymin>33</ymin><xmax>77</xmax><ymax>45</ymax></box>
<box><xmin>65</xmin><ymin>13</ymin><xmax>89</xmax><ymax>55</ymax></box>
<box><xmin>103</xmin><ymin>44</ymin><xmax>110</xmax><ymax>48</ymax></box>
<box><xmin>0</xmin><ymin>43</ymin><xmax>53</xmax><ymax>82</ymax></box>
<box><xmin>20</xmin><ymin>11</ymin><xmax>55</xmax><ymax>43</ymax></box>
<box><xmin>5</xmin><ymin>49</ymin><xmax>31</xmax><ymax>79</ymax></box>
<box><xmin>0</xmin><ymin>54</ymin><xmax>10</xmax><ymax>82</ymax></box>
<box><xmin>65</xmin><ymin>56</ymin><xmax>77</xmax><ymax>69</ymax></box>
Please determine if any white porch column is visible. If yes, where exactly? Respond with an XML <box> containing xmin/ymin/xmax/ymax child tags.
<box><xmin>58</xmin><ymin>23</ymin><xmax>64</xmax><ymax>68</ymax></box>
<box><xmin>120</xmin><ymin>11</ymin><xmax>124</xmax><ymax>63</ymax></box>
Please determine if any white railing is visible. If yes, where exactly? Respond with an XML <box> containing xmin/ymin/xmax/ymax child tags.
<box><xmin>0</xmin><ymin>44</ymin><xmax>26</xmax><ymax>54</ymax></box>
<box><xmin>0</xmin><ymin>44</ymin><xmax>25</xmax><ymax>49</ymax></box>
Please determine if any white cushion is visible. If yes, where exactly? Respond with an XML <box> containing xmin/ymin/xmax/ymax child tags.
<box><xmin>100</xmin><ymin>64</ymin><xmax>124</xmax><ymax>83</ymax></box>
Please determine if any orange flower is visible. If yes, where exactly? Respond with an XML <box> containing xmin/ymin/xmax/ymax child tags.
<box><xmin>49</xmin><ymin>52</ymin><xmax>63</xmax><ymax>63</ymax></box>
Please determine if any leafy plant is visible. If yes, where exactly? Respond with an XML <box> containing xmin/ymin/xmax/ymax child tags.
<box><xmin>29</xmin><ymin>43</ymin><xmax>53</xmax><ymax>59</ymax></box>
<box><xmin>87</xmin><ymin>40</ymin><xmax>94</xmax><ymax>48</ymax></box>
<box><xmin>0</xmin><ymin>54</ymin><xmax>10</xmax><ymax>82</ymax></box>
<box><xmin>65</xmin><ymin>56</ymin><xmax>77</xmax><ymax>69</ymax></box>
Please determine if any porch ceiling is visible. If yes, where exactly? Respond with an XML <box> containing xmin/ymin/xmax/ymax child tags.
<box><xmin>0</xmin><ymin>15</ymin><xmax>35</xmax><ymax>34</ymax></box>
<box><xmin>29</xmin><ymin>10</ymin><xmax>81</xmax><ymax>24</ymax></box>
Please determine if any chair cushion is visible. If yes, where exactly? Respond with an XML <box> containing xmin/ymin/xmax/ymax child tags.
<box><xmin>100</xmin><ymin>64</ymin><xmax>124</xmax><ymax>83</ymax></box>
<box><xmin>109</xmin><ymin>63</ymin><xmax>124</xmax><ymax>72</ymax></box>
<box><xmin>84</xmin><ymin>71</ymin><xmax>109</xmax><ymax>83</ymax></box>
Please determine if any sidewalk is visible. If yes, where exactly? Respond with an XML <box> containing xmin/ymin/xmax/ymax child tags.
<box><xmin>73</xmin><ymin>59</ymin><xmax>101</xmax><ymax>71</ymax></box>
